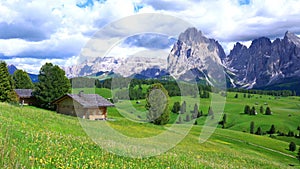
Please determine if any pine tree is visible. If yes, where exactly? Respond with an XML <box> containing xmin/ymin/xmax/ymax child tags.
<box><xmin>260</xmin><ymin>106</ymin><xmax>264</xmax><ymax>114</ymax></box>
<box><xmin>171</xmin><ymin>101</ymin><xmax>181</xmax><ymax>114</ymax></box>
<box><xmin>250</xmin><ymin>106</ymin><xmax>256</xmax><ymax>115</ymax></box>
<box><xmin>244</xmin><ymin>105</ymin><xmax>250</xmax><ymax>114</ymax></box>
<box><xmin>180</xmin><ymin>101</ymin><xmax>186</xmax><ymax>114</ymax></box>
<box><xmin>13</xmin><ymin>69</ymin><xmax>34</xmax><ymax>89</ymax></box>
<box><xmin>234</xmin><ymin>93</ymin><xmax>238</xmax><ymax>98</ymax></box>
<box><xmin>194</xmin><ymin>120</ymin><xmax>198</xmax><ymax>125</ymax></box>
<box><xmin>222</xmin><ymin>114</ymin><xmax>227</xmax><ymax>129</ymax></box>
<box><xmin>289</xmin><ymin>142</ymin><xmax>296</xmax><ymax>152</ymax></box>
<box><xmin>269</xmin><ymin>124</ymin><xmax>276</xmax><ymax>134</ymax></box>
<box><xmin>145</xmin><ymin>83</ymin><xmax>170</xmax><ymax>125</ymax></box>
<box><xmin>265</xmin><ymin>107</ymin><xmax>272</xmax><ymax>115</ymax></box>
<box><xmin>0</xmin><ymin>61</ymin><xmax>17</xmax><ymax>103</ymax></box>
<box><xmin>255</xmin><ymin>127</ymin><xmax>262</xmax><ymax>135</ymax></box>
<box><xmin>34</xmin><ymin>63</ymin><xmax>71</xmax><ymax>109</ymax></box>
<box><xmin>194</xmin><ymin>103</ymin><xmax>199</xmax><ymax>114</ymax></box>
<box><xmin>192</xmin><ymin>103</ymin><xmax>198</xmax><ymax>119</ymax></box>
<box><xmin>250</xmin><ymin>121</ymin><xmax>255</xmax><ymax>134</ymax></box>
<box><xmin>208</xmin><ymin>106</ymin><xmax>214</xmax><ymax>116</ymax></box>
<box><xmin>197</xmin><ymin>110</ymin><xmax>203</xmax><ymax>118</ymax></box>
<box><xmin>186</xmin><ymin>114</ymin><xmax>190</xmax><ymax>122</ymax></box>
<box><xmin>178</xmin><ymin>116</ymin><xmax>182</xmax><ymax>124</ymax></box>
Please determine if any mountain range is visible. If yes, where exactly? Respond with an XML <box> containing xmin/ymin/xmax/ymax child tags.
<box><xmin>7</xmin><ymin>65</ymin><xmax>38</xmax><ymax>83</ymax></box>
<box><xmin>9</xmin><ymin>28</ymin><xmax>300</xmax><ymax>93</ymax></box>
<box><xmin>65</xmin><ymin>27</ymin><xmax>300</xmax><ymax>93</ymax></box>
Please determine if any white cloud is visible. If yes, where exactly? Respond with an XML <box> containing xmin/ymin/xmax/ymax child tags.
<box><xmin>1</xmin><ymin>0</ymin><xmax>300</xmax><ymax>74</ymax></box>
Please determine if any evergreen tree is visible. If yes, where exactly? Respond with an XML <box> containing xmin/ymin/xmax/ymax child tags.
<box><xmin>250</xmin><ymin>106</ymin><xmax>256</xmax><ymax>115</ymax></box>
<box><xmin>265</xmin><ymin>107</ymin><xmax>272</xmax><ymax>115</ymax></box>
<box><xmin>34</xmin><ymin>63</ymin><xmax>71</xmax><ymax>110</ymax></box>
<box><xmin>297</xmin><ymin>125</ymin><xmax>300</xmax><ymax>137</ymax></box>
<box><xmin>269</xmin><ymin>124</ymin><xmax>276</xmax><ymax>134</ymax></box>
<box><xmin>193</xmin><ymin>103</ymin><xmax>199</xmax><ymax>119</ymax></box>
<box><xmin>244</xmin><ymin>105</ymin><xmax>251</xmax><ymax>114</ymax></box>
<box><xmin>243</xmin><ymin>93</ymin><xmax>246</xmax><ymax>98</ymax></box>
<box><xmin>201</xmin><ymin>90</ymin><xmax>210</xmax><ymax>98</ymax></box>
<box><xmin>255</xmin><ymin>127</ymin><xmax>262</xmax><ymax>135</ymax></box>
<box><xmin>171</xmin><ymin>101</ymin><xmax>181</xmax><ymax>114</ymax></box>
<box><xmin>180</xmin><ymin>101</ymin><xmax>186</xmax><ymax>114</ymax></box>
<box><xmin>208</xmin><ymin>106</ymin><xmax>214</xmax><ymax>116</ymax></box>
<box><xmin>234</xmin><ymin>93</ymin><xmax>238</xmax><ymax>98</ymax></box>
<box><xmin>287</xmin><ymin>131</ymin><xmax>295</xmax><ymax>137</ymax></box>
<box><xmin>178</xmin><ymin>116</ymin><xmax>182</xmax><ymax>124</ymax></box>
<box><xmin>260</xmin><ymin>106</ymin><xmax>264</xmax><ymax>114</ymax></box>
<box><xmin>186</xmin><ymin>114</ymin><xmax>190</xmax><ymax>122</ymax></box>
<box><xmin>198</xmin><ymin>110</ymin><xmax>203</xmax><ymax>118</ymax></box>
<box><xmin>250</xmin><ymin>121</ymin><xmax>255</xmax><ymax>134</ymax></box>
<box><xmin>13</xmin><ymin>69</ymin><xmax>34</xmax><ymax>89</ymax></box>
<box><xmin>194</xmin><ymin>120</ymin><xmax>198</xmax><ymax>125</ymax></box>
<box><xmin>0</xmin><ymin>61</ymin><xmax>17</xmax><ymax>103</ymax></box>
<box><xmin>289</xmin><ymin>142</ymin><xmax>296</xmax><ymax>152</ymax></box>
<box><xmin>145</xmin><ymin>83</ymin><xmax>170</xmax><ymax>125</ymax></box>
<box><xmin>222</xmin><ymin>113</ymin><xmax>227</xmax><ymax>128</ymax></box>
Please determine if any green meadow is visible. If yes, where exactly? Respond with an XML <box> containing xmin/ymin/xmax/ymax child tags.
<box><xmin>1</xmin><ymin>90</ymin><xmax>300</xmax><ymax>168</ymax></box>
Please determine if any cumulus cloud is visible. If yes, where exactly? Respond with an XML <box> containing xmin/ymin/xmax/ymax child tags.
<box><xmin>122</xmin><ymin>34</ymin><xmax>176</xmax><ymax>49</ymax></box>
<box><xmin>1</xmin><ymin>0</ymin><xmax>300</xmax><ymax>73</ymax></box>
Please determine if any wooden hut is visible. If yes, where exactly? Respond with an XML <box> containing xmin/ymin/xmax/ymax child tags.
<box><xmin>52</xmin><ymin>92</ymin><xmax>114</xmax><ymax>120</ymax></box>
<box><xmin>14</xmin><ymin>89</ymin><xmax>36</xmax><ymax>105</ymax></box>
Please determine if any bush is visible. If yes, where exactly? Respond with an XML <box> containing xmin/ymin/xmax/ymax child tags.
<box><xmin>289</xmin><ymin>142</ymin><xmax>296</xmax><ymax>152</ymax></box>
<box><xmin>171</xmin><ymin>101</ymin><xmax>181</xmax><ymax>114</ymax></box>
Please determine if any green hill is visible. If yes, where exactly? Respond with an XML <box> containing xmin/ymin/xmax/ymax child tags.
<box><xmin>1</xmin><ymin>94</ymin><xmax>300</xmax><ymax>168</ymax></box>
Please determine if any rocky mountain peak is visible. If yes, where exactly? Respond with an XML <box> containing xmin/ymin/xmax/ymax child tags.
<box><xmin>167</xmin><ymin>27</ymin><xmax>226</xmax><ymax>82</ymax></box>
<box><xmin>249</xmin><ymin>37</ymin><xmax>271</xmax><ymax>49</ymax></box>
<box><xmin>178</xmin><ymin>27</ymin><xmax>208</xmax><ymax>45</ymax></box>
<box><xmin>284</xmin><ymin>31</ymin><xmax>300</xmax><ymax>47</ymax></box>
<box><xmin>232</xmin><ymin>42</ymin><xmax>247</xmax><ymax>51</ymax></box>
<box><xmin>224</xmin><ymin>31</ymin><xmax>300</xmax><ymax>88</ymax></box>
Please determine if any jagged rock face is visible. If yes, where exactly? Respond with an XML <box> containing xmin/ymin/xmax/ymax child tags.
<box><xmin>225</xmin><ymin>31</ymin><xmax>300</xmax><ymax>88</ymax></box>
<box><xmin>65</xmin><ymin>56</ymin><xmax>167</xmax><ymax>78</ymax></box>
<box><xmin>65</xmin><ymin>57</ymin><xmax>120</xmax><ymax>78</ymax></box>
<box><xmin>167</xmin><ymin>27</ymin><xmax>226</xmax><ymax>82</ymax></box>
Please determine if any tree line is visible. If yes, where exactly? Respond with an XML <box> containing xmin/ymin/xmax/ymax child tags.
<box><xmin>0</xmin><ymin>61</ymin><xmax>70</xmax><ymax>110</ymax></box>
<box><xmin>94</xmin><ymin>77</ymin><xmax>211</xmax><ymax>100</ymax></box>
<box><xmin>228</xmin><ymin>88</ymin><xmax>296</xmax><ymax>97</ymax></box>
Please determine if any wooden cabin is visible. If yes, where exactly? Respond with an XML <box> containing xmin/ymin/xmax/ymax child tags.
<box><xmin>52</xmin><ymin>92</ymin><xmax>114</xmax><ymax>120</ymax></box>
<box><xmin>14</xmin><ymin>89</ymin><xmax>36</xmax><ymax>105</ymax></box>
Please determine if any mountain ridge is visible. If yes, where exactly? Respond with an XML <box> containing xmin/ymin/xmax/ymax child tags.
<box><xmin>225</xmin><ymin>30</ymin><xmax>300</xmax><ymax>89</ymax></box>
<box><xmin>7</xmin><ymin>64</ymin><xmax>38</xmax><ymax>83</ymax></box>
<box><xmin>64</xmin><ymin>28</ymin><xmax>300</xmax><ymax>92</ymax></box>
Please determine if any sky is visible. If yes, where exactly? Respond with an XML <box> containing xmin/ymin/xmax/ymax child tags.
<box><xmin>1</xmin><ymin>0</ymin><xmax>300</xmax><ymax>74</ymax></box>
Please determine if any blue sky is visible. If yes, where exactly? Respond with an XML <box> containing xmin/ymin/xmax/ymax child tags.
<box><xmin>1</xmin><ymin>0</ymin><xmax>300</xmax><ymax>73</ymax></box>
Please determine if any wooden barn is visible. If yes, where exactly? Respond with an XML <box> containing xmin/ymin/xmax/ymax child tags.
<box><xmin>52</xmin><ymin>92</ymin><xmax>114</xmax><ymax>120</ymax></box>
<box><xmin>14</xmin><ymin>89</ymin><xmax>36</xmax><ymax>105</ymax></box>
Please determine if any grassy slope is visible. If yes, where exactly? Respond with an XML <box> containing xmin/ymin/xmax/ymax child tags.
<box><xmin>72</xmin><ymin>88</ymin><xmax>112</xmax><ymax>98</ymax></box>
<box><xmin>1</xmin><ymin>100</ymin><xmax>299</xmax><ymax>168</ymax></box>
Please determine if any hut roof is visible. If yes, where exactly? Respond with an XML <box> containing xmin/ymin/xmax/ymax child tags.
<box><xmin>53</xmin><ymin>94</ymin><xmax>114</xmax><ymax>108</ymax></box>
<box><xmin>14</xmin><ymin>89</ymin><xmax>33</xmax><ymax>98</ymax></box>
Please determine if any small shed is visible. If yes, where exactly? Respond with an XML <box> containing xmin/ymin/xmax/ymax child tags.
<box><xmin>52</xmin><ymin>93</ymin><xmax>114</xmax><ymax>120</ymax></box>
<box><xmin>14</xmin><ymin>89</ymin><xmax>36</xmax><ymax>105</ymax></box>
